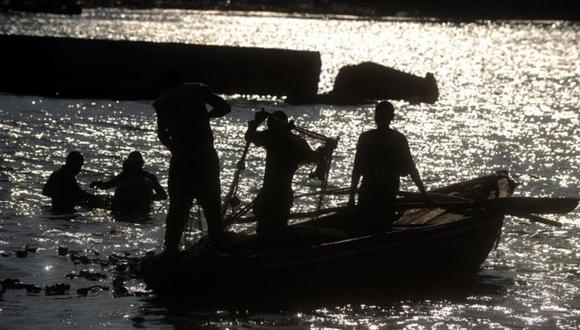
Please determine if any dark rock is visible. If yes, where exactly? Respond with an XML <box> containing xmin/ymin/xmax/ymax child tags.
<box><xmin>332</xmin><ymin>62</ymin><xmax>439</xmax><ymax>104</ymax></box>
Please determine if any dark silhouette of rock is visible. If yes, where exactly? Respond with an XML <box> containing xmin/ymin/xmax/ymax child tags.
<box><xmin>287</xmin><ymin>62</ymin><xmax>439</xmax><ymax>105</ymax></box>
<box><xmin>332</xmin><ymin>62</ymin><xmax>438</xmax><ymax>104</ymax></box>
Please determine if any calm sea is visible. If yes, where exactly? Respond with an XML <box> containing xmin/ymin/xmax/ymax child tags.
<box><xmin>0</xmin><ymin>8</ymin><xmax>578</xmax><ymax>329</ymax></box>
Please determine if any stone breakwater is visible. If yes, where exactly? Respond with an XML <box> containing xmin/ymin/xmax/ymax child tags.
<box><xmin>0</xmin><ymin>34</ymin><xmax>322</xmax><ymax>100</ymax></box>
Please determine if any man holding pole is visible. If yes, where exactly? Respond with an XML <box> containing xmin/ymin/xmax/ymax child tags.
<box><xmin>153</xmin><ymin>67</ymin><xmax>231</xmax><ymax>252</ymax></box>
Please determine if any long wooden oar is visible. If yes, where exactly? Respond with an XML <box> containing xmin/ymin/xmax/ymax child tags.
<box><xmin>233</xmin><ymin>197</ymin><xmax>578</xmax><ymax>225</ymax></box>
<box><xmin>516</xmin><ymin>214</ymin><xmax>562</xmax><ymax>228</ymax></box>
<box><xmin>484</xmin><ymin>197</ymin><xmax>578</xmax><ymax>215</ymax></box>
<box><xmin>394</xmin><ymin>197</ymin><xmax>578</xmax><ymax>215</ymax></box>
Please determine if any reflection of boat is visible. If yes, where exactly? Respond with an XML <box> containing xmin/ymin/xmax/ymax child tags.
<box><xmin>141</xmin><ymin>171</ymin><xmax>545</xmax><ymax>301</ymax></box>
<box><xmin>2</xmin><ymin>0</ymin><xmax>82</xmax><ymax>15</ymax></box>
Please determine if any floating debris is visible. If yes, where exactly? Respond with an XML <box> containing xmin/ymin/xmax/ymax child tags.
<box><xmin>2</xmin><ymin>278</ymin><xmax>26</xmax><ymax>289</ymax></box>
<box><xmin>16</xmin><ymin>250</ymin><xmax>28</xmax><ymax>258</ymax></box>
<box><xmin>66</xmin><ymin>270</ymin><xmax>107</xmax><ymax>281</ymax></box>
<box><xmin>57</xmin><ymin>246</ymin><xmax>69</xmax><ymax>256</ymax></box>
<box><xmin>25</xmin><ymin>244</ymin><xmax>37</xmax><ymax>253</ymax></box>
<box><xmin>45</xmin><ymin>283</ymin><xmax>70</xmax><ymax>296</ymax></box>
<box><xmin>77</xmin><ymin>285</ymin><xmax>110</xmax><ymax>296</ymax></box>
<box><xmin>2</xmin><ymin>278</ymin><xmax>41</xmax><ymax>293</ymax></box>
<box><xmin>112</xmin><ymin>276</ymin><xmax>129</xmax><ymax>297</ymax></box>
<box><xmin>25</xmin><ymin>284</ymin><xmax>42</xmax><ymax>294</ymax></box>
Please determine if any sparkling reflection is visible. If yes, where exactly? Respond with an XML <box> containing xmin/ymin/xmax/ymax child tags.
<box><xmin>0</xmin><ymin>8</ymin><xmax>578</xmax><ymax>329</ymax></box>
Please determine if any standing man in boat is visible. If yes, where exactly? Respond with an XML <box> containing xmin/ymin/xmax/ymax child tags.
<box><xmin>153</xmin><ymin>67</ymin><xmax>231</xmax><ymax>252</ymax></box>
<box><xmin>348</xmin><ymin>101</ymin><xmax>430</xmax><ymax>232</ymax></box>
<box><xmin>245</xmin><ymin>110</ymin><xmax>335</xmax><ymax>236</ymax></box>
<box><xmin>42</xmin><ymin>151</ymin><xmax>101</xmax><ymax>213</ymax></box>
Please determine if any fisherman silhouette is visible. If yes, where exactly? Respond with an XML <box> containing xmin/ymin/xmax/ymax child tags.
<box><xmin>245</xmin><ymin>110</ymin><xmax>335</xmax><ymax>236</ymax></box>
<box><xmin>42</xmin><ymin>151</ymin><xmax>99</xmax><ymax>213</ymax></box>
<box><xmin>153</xmin><ymin>67</ymin><xmax>231</xmax><ymax>252</ymax></box>
<box><xmin>90</xmin><ymin>151</ymin><xmax>167</xmax><ymax>215</ymax></box>
<box><xmin>348</xmin><ymin>101</ymin><xmax>431</xmax><ymax>232</ymax></box>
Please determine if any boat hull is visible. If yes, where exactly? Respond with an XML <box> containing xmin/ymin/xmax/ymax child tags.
<box><xmin>143</xmin><ymin>176</ymin><xmax>516</xmax><ymax>301</ymax></box>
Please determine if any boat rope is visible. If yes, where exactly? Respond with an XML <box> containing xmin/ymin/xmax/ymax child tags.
<box><xmin>292</xmin><ymin>124</ymin><xmax>329</xmax><ymax>141</ymax></box>
<box><xmin>224</xmin><ymin>197</ymin><xmax>256</xmax><ymax>227</ymax></box>
<box><xmin>221</xmin><ymin>140</ymin><xmax>251</xmax><ymax>220</ymax></box>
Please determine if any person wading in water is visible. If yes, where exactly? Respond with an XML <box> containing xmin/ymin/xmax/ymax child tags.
<box><xmin>90</xmin><ymin>151</ymin><xmax>167</xmax><ymax>215</ymax></box>
<box><xmin>153</xmin><ymin>67</ymin><xmax>231</xmax><ymax>252</ymax></box>
<box><xmin>348</xmin><ymin>101</ymin><xmax>431</xmax><ymax>232</ymax></box>
<box><xmin>43</xmin><ymin>151</ymin><xmax>100</xmax><ymax>213</ymax></box>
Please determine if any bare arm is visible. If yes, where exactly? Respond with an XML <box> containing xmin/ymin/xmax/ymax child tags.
<box><xmin>245</xmin><ymin>110</ymin><xmax>269</xmax><ymax>146</ymax></box>
<box><xmin>409</xmin><ymin>164</ymin><xmax>428</xmax><ymax>197</ymax></box>
<box><xmin>42</xmin><ymin>176</ymin><xmax>52</xmax><ymax>197</ymax></box>
<box><xmin>402</xmin><ymin>136</ymin><xmax>430</xmax><ymax>204</ymax></box>
<box><xmin>156</xmin><ymin>114</ymin><xmax>172</xmax><ymax>150</ymax></box>
<box><xmin>348</xmin><ymin>137</ymin><xmax>364</xmax><ymax>207</ymax></box>
<box><xmin>206</xmin><ymin>92</ymin><xmax>231</xmax><ymax>118</ymax></box>
<box><xmin>90</xmin><ymin>173</ymin><xmax>122</xmax><ymax>190</ymax></box>
<box><xmin>145</xmin><ymin>172</ymin><xmax>168</xmax><ymax>200</ymax></box>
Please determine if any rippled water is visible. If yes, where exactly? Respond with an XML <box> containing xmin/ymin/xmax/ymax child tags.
<box><xmin>0</xmin><ymin>8</ymin><xmax>578</xmax><ymax>329</ymax></box>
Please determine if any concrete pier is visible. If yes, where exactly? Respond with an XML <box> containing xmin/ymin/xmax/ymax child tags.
<box><xmin>0</xmin><ymin>34</ymin><xmax>321</xmax><ymax>100</ymax></box>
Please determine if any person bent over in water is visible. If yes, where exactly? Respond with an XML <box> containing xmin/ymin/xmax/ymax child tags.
<box><xmin>153</xmin><ymin>67</ymin><xmax>231</xmax><ymax>252</ymax></box>
<box><xmin>348</xmin><ymin>101</ymin><xmax>430</xmax><ymax>233</ymax></box>
<box><xmin>91</xmin><ymin>151</ymin><xmax>167</xmax><ymax>215</ymax></box>
<box><xmin>43</xmin><ymin>151</ymin><xmax>99</xmax><ymax>213</ymax></box>
<box><xmin>245</xmin><ymin>110</ymin><xmax>335</xmax><ymax>236</ymax></box>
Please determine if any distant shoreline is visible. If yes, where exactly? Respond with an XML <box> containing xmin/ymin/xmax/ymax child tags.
<box><xmin>77</xmin><ymin>0</ymin><xmax>579</xmax><ymax>21</ymax></box>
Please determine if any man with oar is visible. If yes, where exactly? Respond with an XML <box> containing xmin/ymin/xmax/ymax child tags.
<box><xmin>153</xmin><ymin>67</ymin><xmax>231</xmax><ymax>252</ymax></box>
<box><xmin>348</xmin><ymin>101</ymin><xmax>431</xmax><ymax>233</ymax></box>
<box><xmin>245</xmin><ymin>109</ymin><xmax>336</xmax><ymax>236</ymax></box>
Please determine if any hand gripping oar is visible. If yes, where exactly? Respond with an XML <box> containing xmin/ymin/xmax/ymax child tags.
<box><xmin>221</xmin><ymin>140</ymin><xmax>251</xmax><ymax>219</ymax></box>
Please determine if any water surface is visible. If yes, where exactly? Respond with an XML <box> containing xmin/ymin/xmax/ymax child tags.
<box><xmin>0</xmin><ymin>8</ymin><xmax>578</xmax><ymax>328</ymax></box>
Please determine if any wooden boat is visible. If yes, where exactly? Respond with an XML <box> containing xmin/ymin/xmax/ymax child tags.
<box><xmin>140</xmin><ymin>171</ymin><xmax>576</xmax><ymax>302</ymax></box>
